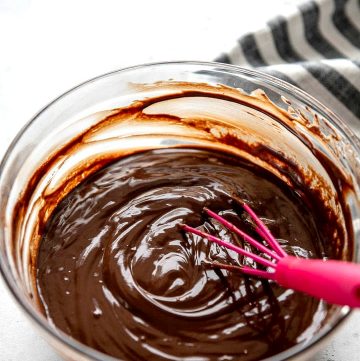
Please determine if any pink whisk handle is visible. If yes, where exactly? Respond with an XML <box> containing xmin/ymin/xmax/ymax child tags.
<box><xmin>275</xmin><ymin>256</ymin><xmax>360</xmax><ymax>307</ymax></box>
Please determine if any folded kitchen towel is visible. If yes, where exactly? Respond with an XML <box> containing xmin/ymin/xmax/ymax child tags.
<box><xmin>215</xmin><ymin>0</ymin><xmax>360</xmax><ymax>135</ymax></box>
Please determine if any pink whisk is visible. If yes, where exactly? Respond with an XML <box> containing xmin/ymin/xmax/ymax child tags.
<box><xmin>182</xmin><ymin>203</ymin><xmax>360</xmax><ymax>307</ymax></box>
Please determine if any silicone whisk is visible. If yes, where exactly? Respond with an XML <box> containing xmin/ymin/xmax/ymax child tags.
<box><xmin>182</xmin><ymin>203</ymin><xmax>360</xmax><ymax>307</ymax></box>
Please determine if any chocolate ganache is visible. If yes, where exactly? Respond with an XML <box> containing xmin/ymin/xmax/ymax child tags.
<box><xmin>37</xmin><ymin>148</ymin><xmax>326</xmax><ymax>360</ymax></box>
<box><xmin>28</xmin><ymin>83</ymin><xmax>352</xmax><ymax>361</ymax></box>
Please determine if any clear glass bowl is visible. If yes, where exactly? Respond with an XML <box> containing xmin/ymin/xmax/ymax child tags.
<box><xmin>0</xmin><ymin>61</ymin><xmax>359</xmax><ymax>361</ymax></box>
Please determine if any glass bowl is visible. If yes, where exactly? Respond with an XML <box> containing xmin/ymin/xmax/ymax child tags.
<box><xmin>0</xmin><ymin>61</ymin><xmax>359</xmax><ymax>361</ymax></box>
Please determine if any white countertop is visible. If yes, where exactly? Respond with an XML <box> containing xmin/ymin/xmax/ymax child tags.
<box><xmin>0</xmin><ymin>1</ymin><xmax>359</xmax><ymax>360</ymax></box>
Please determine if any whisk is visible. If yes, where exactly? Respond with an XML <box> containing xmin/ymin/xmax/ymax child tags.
<box><xmin>182</xmin><ymin>203</ymin><xmax>360</xmax><ymax>307</ymax></box>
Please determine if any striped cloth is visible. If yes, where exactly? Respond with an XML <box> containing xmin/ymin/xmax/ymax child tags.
<box><xmin>215</xmin><ymin>0</ymin><xmax>360</xmax><ymax>136</ymax></box>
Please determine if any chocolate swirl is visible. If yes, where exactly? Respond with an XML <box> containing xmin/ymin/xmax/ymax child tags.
<box><xmin>37</xmin><ymin>149</ymin><xmax>326</xmax><ymax>360</ymax></box>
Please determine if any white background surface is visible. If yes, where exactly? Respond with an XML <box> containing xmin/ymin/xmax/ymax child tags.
<box><xmin>0</xmin><ymin>0</ymin><xmax>359</xmax><ymax>360</ymax></box>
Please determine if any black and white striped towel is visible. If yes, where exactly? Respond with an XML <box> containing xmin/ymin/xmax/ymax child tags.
<box><xmin>215</xmin><ymin>0</ymin><xmax>360</xmax><ymax>136</ymax></box>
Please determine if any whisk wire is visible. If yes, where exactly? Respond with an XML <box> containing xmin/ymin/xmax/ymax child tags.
<box><xmin>241</xmin><ymin>203</ymin><xmax>287</xmax><ymax>258</ymax></box>
<box><xmin>181</xmin><ymin>224</ymin><xmax>276</xmax><ymax>269</ymax></box>
<box><xmin>204</xmin><ymin>208</ymin><xmax>281</xmax><ymax>261</ymax></box>
<box><xmin>210</xmin><ymin>262</ymin><xmax>276</xmax><ymax>280</ymax></box>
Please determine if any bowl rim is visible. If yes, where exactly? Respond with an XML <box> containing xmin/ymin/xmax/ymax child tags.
<box><xmin>0</xmin><ymin>60</ymin><xmax>358</xmax><ymax>361</ymax></box>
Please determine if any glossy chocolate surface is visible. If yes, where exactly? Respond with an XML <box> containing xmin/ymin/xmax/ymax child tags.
<box><xmin>37</xmin><ymin>148</ymin><xmax>328</xmax><ymax>360</ymax></box>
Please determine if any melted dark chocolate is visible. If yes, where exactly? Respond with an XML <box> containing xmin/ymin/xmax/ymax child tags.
<box><xmin>37</xmin><ymin>148</ymin><xmax>327</xmax><ymax>360</ymax></box>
